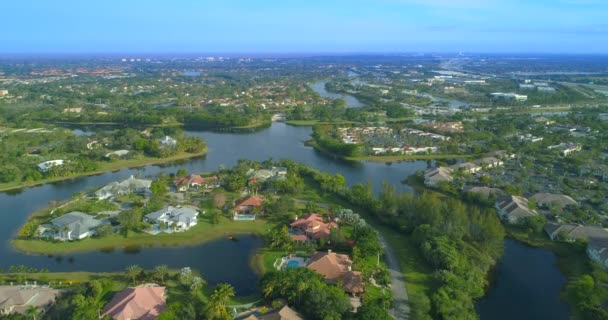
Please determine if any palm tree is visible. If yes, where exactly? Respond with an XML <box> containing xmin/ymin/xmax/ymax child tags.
<box><xmin>153</xmin><ymin>265</ymin><xmax>169</xmax><ymax>283</ymax></box>
<box><xmin>126</xmin><ymin>265</ymin><xmax>143</xmax><ymax>283</ymax></box>
<box><xmin>190</xmin><ymin>276</ymin><xmax>206</xmax><ymax>293</ymax></box>
<box><xmin>25</xmin><ymin>306</ymin><xmax>40</xmax><ymax>320</ymax></box>
<box><xmin>206</xmin><ymin>283</ymin><xmax>235</xmax><ymax>320</ymax></box>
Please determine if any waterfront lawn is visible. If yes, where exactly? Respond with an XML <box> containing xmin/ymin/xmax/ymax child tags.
<box><xmin>0</xmin><ymin>149</ymin><xmax>207</xmax><ymax>192</ymax></box>
<box><xmin>251</xmin><ymin>249</ymin><xmax>286</xmax><ymax>275</ymax></box>
<box><xmin>13</xmin><ymin>215</ymin><xmax>269</xmax><ymax>255</ymax></box>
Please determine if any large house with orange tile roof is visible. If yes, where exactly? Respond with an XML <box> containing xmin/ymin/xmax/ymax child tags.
<box><xmin>290</xmin><ymin>214</ymin><xmax>337</xmax><ymax>242</ymax></box>
<box><xmin>100</xmin><ymin>284</ymin><xmax>167</xmax><ymax>320</ymax></box>
<box><xmin>174</xmin><ymin>174</ymin><xmax>219</xmax><ymax>191</ymax></box>
<box><xmin>307</xmin><ymin>250</ymin><xmax>365</xmax><ymax>295</ymax></box>
<box><xmin>233</xmin><ymin>195</ymin><xmax>264</xmax><ymax>220</ymax></box>
<box><xmin>243</xmin><ymin>305</ymin><xmax>303</xmax><ymax>320</ymax></box>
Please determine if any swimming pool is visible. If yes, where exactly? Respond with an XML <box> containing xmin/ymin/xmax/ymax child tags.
<box><xmin>286</xmin><ymin>260</ymin><xmax>299</xmax><ymax>268</ymax></box>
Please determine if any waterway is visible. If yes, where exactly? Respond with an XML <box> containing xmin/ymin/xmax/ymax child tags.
<box><xmin>0</xmin><ymin>123</ymin><xmax>572</xmax><ymax>317</ymax></box>
<box><xmin>310</xmin><ymin>80</ymin><xmax>366</xmax><ymax>108</ymax></box>
<box><xmin>476</xmin><ymin>239</ymin><xmax>570</xmax><ymax>320</ymax></box>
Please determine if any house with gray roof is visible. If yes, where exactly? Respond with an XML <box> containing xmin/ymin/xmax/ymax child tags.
<box><xmin>544</xmin><ymin>222</ymin><xmax>608</xmax><ymax>242</ymax></box>
<box><xmin>144</xmin><ymin>206</ymin><xmax>199</xmax><ymax>231</ymax></box>
<box><xmin>95</xmin><ymin>175</ymin><xmax>152</xmax><ymax>200</ymax></box>
<box><xmin>530</xmin><ymin>193</ymin><xmax>578</xmax><ymax>210</ymax></box>
<box><xmin>39</xmin><ymin>211</ymin><xmax>105</xmax><ymax>240</ymax></box>
<box><xmin>464</xmin><ymin>186</ymin><xmax>505</xmax><ymax>198</ymax></box>
<box><xmin>0</xmin><ymin>286</ymin><xmax>62</xmax><ymax>316</ymax></box>
<box><xmin>587</xmin><ymin>238</ymin><xmax>608</xmax><ymax>270</ymax></box>
<box><xmin>424</xmin><ymin>167</ymin><xmax>453</xmax><ymax>187</ymax></box>
<box><xmin>495</xmin><ymin>195</ymin><xmax>538</xmax><ymax>224</ymax></box>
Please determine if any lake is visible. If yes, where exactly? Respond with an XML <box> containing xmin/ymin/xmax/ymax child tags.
<box><xmin>0</xmin><ymin>123</ymin><xmax>572</xmax><ymax>317</ymax></box>
<box><xmin>476</xmin><ymin>239</ymin><xmax>570</xmax><ymax>320</ymax></box>
<box><xmin>0</xmin><ymin>123</ymin><xmax>426</xmax><ymax>295</ymax></box>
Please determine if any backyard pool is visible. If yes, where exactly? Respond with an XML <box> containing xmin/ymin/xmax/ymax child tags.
<box><xmin>287</xmin><ymin>260</ymin><xmax>300</xmax><ymax>268</ymax></box>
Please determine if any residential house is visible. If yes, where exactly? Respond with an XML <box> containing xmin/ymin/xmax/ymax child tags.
<box><xmin>159</xmin><ymin>136</ymin><xmax>177</xmax><ymax>148</ymax></box>
<box><xmin>233</xmin><ymin>195</ymin><xmax>264</xmax><ymax>220</ymax></box>
<box><xmin>0</xmin><ymin>90</ymin><xmax>9</xmax><ymax>97</ymax></box>
<box><xmin>495</xmin><ymin>195</ymin><xmax>538</xmax><ymax>223</ymax></box>
<box><xmin>450</xmin><ymin>162</ymin><xmax>482</xmax><ymax>174</ymax></box>
<box><xmin>548</xmin><ymin>143</ymin><xmax>582</xmax><ymax>156</ymax></box>
<box><xmin>243</xmin><ymin>305</ymin><xmax>303</xmax><ymax>320</ymax></box>
<box><xmin>104</xmin><ymin>150</ymin><xmax>130</xmax><ymax>159</ymax></box>
<box><xmin>307</xmin><ymin>250</ymin><xmax>365</xmax><ymax>295</ymax></box>
<box><xmin>474</xmin><ymin>157</ymin><xmax>504</xmax><ymax>169</ymax></box>
<box><xmin>529</xmin><ymin>193</ymin><xmax>577</xmax><ymax>210</ymax></box>
<box><xmin>486</xmin><ymin>150</ymin><xmax>515</xmax><ymax>160</ymax></box>
<box><xmin>544</xmin><ymin>223</ymin><xmax>608</xmax><ymax>242</ymax></box>
<box><xmin>174</xmin><ymin>174</ymin><xmax>219</xmax><ymax>191</ymax></box>
<box><xmin>0</xmin><ymin>286</ymin><xmax>61</xmax><ymax>316</ymax></box>
<box><xmin>95</xmin><ymin>175</ymin><xmax>152</xmax><ymax>200</ymax></box>
<box><xmin>101</xmin><ymin>284</ymin><xmax>167</xmax><ymax>320</ymax></box>
<box><xmin>290</xmin><ymin>214</ymin><xmax>337</xmax><ymax>242</ymax></box>
<box><xmin>587</xmin><ymin>238</ymin><xmax>608</xmax><ymax>269</ymax></box>
<box><xmin>464</xmin><ymin>186</ymin><xmax>505</xmax><ymax>198</ymax></box>
<box><xmin>144</xmin><ymin>206</ymin><xmax>199</xmax><ymax>230</ymax></box>
<box><xmin>37</xmin><ymin>160</ymin><xmax>65</xmax><ymax>173</ymax></box>
<box><xmin>519</xmin><ymin>134</ymin><xmax>543</xmax><ymax>143</ymax></box>
<box><xmin>424</xmin><ymin>167</ymin><xmax>453</xmax><ymax>187</ymax></box>
<box><xmin>38</xmin><ymin>211</ymin><xmax>104</xmax><ymax>240</ymax></box>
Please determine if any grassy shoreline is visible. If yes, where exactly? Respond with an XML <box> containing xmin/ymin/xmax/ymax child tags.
<box><xmin>285</xmin><ymin>120</ymin><xmax>355</xmax><ymax>126</ymax></box>
<box><xmin>307</xmin><ymin>139</ymin><xmax>472</xmax><ymax>162</ymax></box>
<box><xmin>0</xmin><ymin>149</ymin><xmax>207</xmax><ymax>193</ymax></box>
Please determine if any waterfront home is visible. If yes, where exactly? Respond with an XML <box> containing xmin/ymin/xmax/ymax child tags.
<box><xmin>587</xmin><ymin>238</ymin><xmax>608</xmax><ymax>270</ymax></box>
<box><xmin>243</xmin><ymin>305</ymin><xmax>303</xmax><ymax>320</ymax></box>
<box><xmin>174</xmin><ymin>174</ymin><xmax>219</xmax><ymax>191</ymax></box>
<box><xmin>290</xmin><ymin>213</ymin><xmax>337</xmax><ymax>242</ymax></box>
<box><xmin>473</xmin><ymin>157</ymin><xmax>504</xmax><ymax>169</ymax></box>
<box><xmin>307</xmin><ymin>250</ymin><xmax>365</xmax><ymax>294</ymax></box>
<box><xmin>450</xmin><ymin>162</ymin><xmax>482</xmax><ymax>174</ymax></box>
<box><xmin>95</xmin><ymin>175</ymin><xmax>152</xmax><ymax>200</ymax></box>
<box><xmin>101</xmin><ymin>284</ymin><xmax>167</xmax><ymax>320</ymax></box>
<box><xmin>543</xmin><ymin>222</ymin><xmax>608</xmax><ymax>242</ymax></box>
<box><xmin>424</xmin><ymin>167</ymin><xmax>453</xmax><ymax>187</ymax></box>
<box><xmin>104</xmin><ymin>149</ymin><xmax>130</xmax><ymax>159</ymax></box>
<box><xmin>495</xmin><ymin>195</ymin><xmax>538</xmax><ymax>224</ymax></box>
<box><xmin>0</xmin><ymin>286</ymin><xmax>61</xmax><ymax>316</ymax></box>
<box><xmin>36</xmin><ymin>159</ymin><xmax>65</xmax><ymax>173</ymax></box>
<box><xmin>159</xmin><ymin>135</ymin><xmax>177</xmax><ymax>148</ymax></box>
<box><xmin>233</xmin><ymin>195</ymin><xmax>264</xmax><ymax>220</ymax></box>
<box><xmin>144</xmin><ymin>206</ymin><xmax>199</xmax><ymax>230</ymax></box>
<box><xmin>38</xmin><ymin>211</ymin><xmax>104</xmax><ymax>240</ymax></box>
<box><xmin>529</xmin><ymin>193</ymin><xmax>578</xmax><ymax>210</ymax></box>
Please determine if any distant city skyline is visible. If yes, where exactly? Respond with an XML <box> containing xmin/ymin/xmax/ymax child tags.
<box><xmin>2</xmin><ymin>0</ymin><xmax>608</xmax><ymax>54</ymax></box>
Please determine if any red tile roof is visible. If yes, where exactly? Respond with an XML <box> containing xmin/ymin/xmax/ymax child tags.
<box><xmin>101</xmin><ymin>285</ymin><xmax>167</xmax><ymax>320</ymax></box>
<box><xmin>290</xmin><ymin>214</ymin><xmax>337</xmax><ymax>240</ymax></box>
<box><xmin>235</xmin><ymin>195</ymin><xmax>264</xmax><ymax>208</ymax></box>
<box><xmin>307</xmin><ymin>251</ymin><xmax>352</xmax><ymax>282</ymax></box>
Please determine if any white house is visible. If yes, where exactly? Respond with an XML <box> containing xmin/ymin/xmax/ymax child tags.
<box><xmin>37</xmin><ymin>160</ymin><xmax>65</xmax><ymax>173</ymax></box>
<box><xmin>95</xmin><ymin>176</ymin><xmax>152</xmax><ymax>200</ymax></box>
<box><xmin>159</xmin><ymin>136</ymin><xmax>177</xmax><ymax>148</ymax></box>
<box><xmin>144</xmin><ymin>206</ymin><xmax>199</xmax><ymax>230</ymax></box>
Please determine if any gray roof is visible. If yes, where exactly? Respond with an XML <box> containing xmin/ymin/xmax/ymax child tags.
<box><xmin>51</xmin><ymin>211</ymin><xmax>103</xmax><ymax>238</ymax></box>
<box><xmin>465</xmin><ymin>186</ymin><xmax>505</xmax><ymax>197</ymax></box>
<box><xmin>530</xmin><ymin>193</ymin><xmax>578</xmax><ymax>209</ymax></box>
<box><xmin>145</xmin><ymin>206</ymin><xmax>198</xmax><ymax>224</ymax></box>
<box><xmin>496</xmin><ymin>195</ymin><xmax>538</xmax><ymax>220</ymax></box>
<box><xmin>588</xmin><ymin>238</ymin><xmax>608</xmax><ymax>263</ymax></box>
<box><xmin>544</xmin><ymin>222</ymin><xmax>608</xmax><ymax>241</ymax></box>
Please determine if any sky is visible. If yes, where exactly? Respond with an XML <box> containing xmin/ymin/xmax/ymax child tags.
<box><xmin>2</xmin><ymin>0</ymin><xmax>608</xmax><ymax>54</ymax></box>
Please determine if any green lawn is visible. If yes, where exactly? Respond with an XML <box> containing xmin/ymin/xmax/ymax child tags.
<box><xmin>252</xmin><ymin>249</ymin><xmax>286</xmax><ymax>275</ymax></box>
<box><xmin>13</xmin><ymin>215</ymin><xmax>269</xmax><ymax>255</ymax></box>
<box><xmin>0</xmin><ymin>149</ymin><xmax>207</xmax><ymax>192</ymax></box>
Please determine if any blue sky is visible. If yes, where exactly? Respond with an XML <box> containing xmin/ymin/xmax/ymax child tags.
<box><xmin>2</xmin><ymin>0</ymin><xmax>607</xmax><ymax>53</ymax></box>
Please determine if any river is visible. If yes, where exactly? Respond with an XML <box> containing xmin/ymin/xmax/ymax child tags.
<box><xmin>310</xmin><ymin>80</ymin><xmax>366</xmax><ymax>108</ymax></box>
<box><xmin>0</xmin><ymin>123</ymin><xmax>571</xmax><ymax>317</ymax></box>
